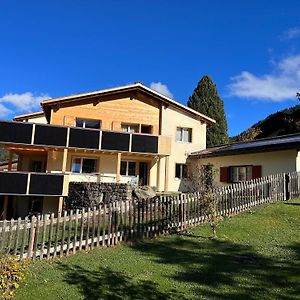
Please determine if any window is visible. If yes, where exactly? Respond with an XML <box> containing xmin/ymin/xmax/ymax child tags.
<box><xmin>175</xmin><ymin>163</ymin><xmax>188</xmax><ymax>179</ymax></box>
<box><xmin>230</xmin><ymin>166</ymin><xmax>252</xmax><ymax>182</ymax></box>
<box><xmin>71</xmin><ymin>157</ymin><xmax>97</xmax><ymax>174</ymax></box>
<box><xmin>120</xmin><ymin>161</ymin><xmax>136</xmax><ymax>176</ymax></box>
<box><xmin>176</xmin><ymin>127</ymin><xmax>192</xmax><ymax>143</ymax></box>
<box><xmin>76</xmin><ymin>118</ymin><xmax>101</xmax><ymax>129</ymax></box>
<box><xmin>121</xmin><ymin>123</ymin><xmax>139</xmax><ymax>133</ymax></box>
<box><xmin>141</xmin><ymin>125</ymin><xmax>152</xmax><ymax>134</ymax></box>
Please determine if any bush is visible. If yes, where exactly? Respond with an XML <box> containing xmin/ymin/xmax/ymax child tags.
<box><xmin>0</xmin><ymin>255</ymin><xmax>30</xmax><ymax>299</ymax></box>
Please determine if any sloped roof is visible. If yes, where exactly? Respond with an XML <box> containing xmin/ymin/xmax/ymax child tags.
<box><xmin>190</xmin><ymin>133</ymin><xmax>300</xmax><ymax>158</ymax></box>
<box><xmin>41</xmin><ymin>82</ymin><xmax>216</xmax><ymax>125</ymax></box>
<box><xmin>14</xmin><ymin>111</ymin><xmax>45</xmax><ymax>121</ymax></box>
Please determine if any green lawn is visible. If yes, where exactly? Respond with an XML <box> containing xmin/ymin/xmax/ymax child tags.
<box><xmin>15</xmin><ymin>199</ymin><xmax>300</xmax><ymax>300</ymax></box>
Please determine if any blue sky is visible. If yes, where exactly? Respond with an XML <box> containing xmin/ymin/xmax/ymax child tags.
<box><xmin>0</xmin><ymin>0</ymin><xmax>299</xmax><ymax>136</ymax></box>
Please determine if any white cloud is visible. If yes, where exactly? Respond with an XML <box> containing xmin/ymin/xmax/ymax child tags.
<box><xmin>280</xmin><ymin>27</ymin><xmax>300</xmax><ymax>41</ymax></box>
<box><xmin>0</xmin><ymin>92</ymin><xmax>49</xmax><ymax>115</ymax></box>
<box><xmin>150</xmin><ymin>82</ymin><xmax>173</xmax><ymax>98</ymax></box>
<box><xmin>0</xmin><ymin>104</ymin><xmax>12</xmax><ymax>118</ymax></box>
<box><xmin>227</xmin><ymin>54</ymin><xmax>300</xmax><ymax>101</ymax></box>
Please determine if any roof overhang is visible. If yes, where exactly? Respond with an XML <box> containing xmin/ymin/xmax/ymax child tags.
<box><xmin>14</xmin><ymin>111</ymin><xmax>45</xmax><ymax>121</ymax></box>
<box><xmin>189</xmin><ymin>134</ymin><xmax>300</xmax><ymax>159</ymax></box>
<box><xmin>41</xmin><ymin>83</ymin><xmax>216</xmax><ymax>125</ymax></box>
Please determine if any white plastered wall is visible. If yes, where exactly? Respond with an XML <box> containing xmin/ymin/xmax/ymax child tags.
<box><xmin>161</xmin><ymin>105</ymin><xmax>207</xmax><ymax>191</ymax></box>
<box><xmin>192</xmin><ymin>149</ymin><xmax>298</xmax><ymax>186</ymax></box>
<box><xmin>296</xmin><ymin>150</ymin><xmax>300</xmax><ymax>172</ymax></box>
<box><xmin>19</xmin><ymin>115</ymin><xmax>48</xmax><ymax>124</ymax></box>
<box><xmin>28</xmin><ymin>115</ymin><xmax>47</xmax><ymax>124</ymax></box>
<box><xmin>46</xmin><ymin>150</ymin><xmax>157</xmax><ymax>184</ymax></box>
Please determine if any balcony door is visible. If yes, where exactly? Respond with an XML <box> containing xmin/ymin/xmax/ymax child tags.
<box><xmin>139</xmin><ymin>162</ymin><xmax>148</xmax><ymax>186</ymax></box>
<box><xmin>30</xmin><ymin>161</ymin><xmax>46</xmax><ymax>173</ymax></box>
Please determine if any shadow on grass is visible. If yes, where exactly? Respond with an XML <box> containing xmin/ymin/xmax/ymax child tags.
<box><xmin>57</xmin><ymin>235</ymin><xmax>300</xmax><ymax>299</ymax></box>
<box><xmin>58</xmin><ymin>264</ymin><xmax>185</xmax><ymax>300</ymax></box>
<box><xmin>130</xmin><ymin>236</ymin><xmax>300</xmax><ymax>300</ymax></box>
<box><xmin>284</xmin><ymin>202</ymin><xmax>300</xmax><ymax>206</ymax></box>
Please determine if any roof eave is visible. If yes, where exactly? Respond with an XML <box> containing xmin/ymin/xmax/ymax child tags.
<box><xmin>41</xmin><ymin>84</ymin><xmax>216</xmax><ymax>125</ymax></box>
<box><xmin>189</xmin><ymin>142</ymin><xmax>300</xmax><ymax>159</ymax></box>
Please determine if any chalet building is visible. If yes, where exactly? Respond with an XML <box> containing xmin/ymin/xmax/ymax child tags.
<box><xmin>0</xmin><ymin>82</ymin><xmax>215</xmax><ymax>219</ymax></box>
<box><xmin>188</xmin><ymin>134</ymin><xmax>300</xmax><ymax>185</ymax></box>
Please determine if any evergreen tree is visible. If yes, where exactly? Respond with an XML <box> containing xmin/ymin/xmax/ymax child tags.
<box><xmin>188</xmin><ymin>75</ymin><xmax>228</xmax><ymax>147</ymax></box>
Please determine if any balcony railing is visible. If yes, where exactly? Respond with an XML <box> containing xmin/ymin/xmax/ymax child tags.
<box><xmin>0</xmin><ymin>172</ymin><xmax>69</xmax><ymax>196</ymax></box>
<box><xmin>69</xmin><ymin>173</ymin><xmax>139</xmax><ymax>185</ymax></box>
<box><xmin>0</xmin><ymin>120</ymin><xmax>171</xmax><ymax>155</ymax></box>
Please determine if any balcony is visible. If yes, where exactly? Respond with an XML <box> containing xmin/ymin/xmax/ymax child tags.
<box><xmin>0</xmin><ymin>172</ymin><xmax>69</xmax><ymax>196</ymax></box>
<box><xmin>0</xmin><ymin>120</ymin><xmax>171</xmax><ymax>155</ymax></box>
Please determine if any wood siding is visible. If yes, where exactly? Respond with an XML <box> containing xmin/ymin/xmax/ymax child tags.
<box><xmin>50</xmin><ymin>94</ymin><xmax>160</xmax><ymax>135</ymax></box>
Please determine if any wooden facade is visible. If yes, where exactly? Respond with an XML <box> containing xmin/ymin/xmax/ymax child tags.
<box><xmin>0</xmin><ymin>83</ymin><xmax>214</xmax><ymax>219</ymax></box>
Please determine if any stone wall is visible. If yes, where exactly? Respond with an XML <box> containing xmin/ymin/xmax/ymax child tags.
<box><xmin>66</xmin><ymin>182</ymin><xmax>133</xmax><ymax>210</ymax></box>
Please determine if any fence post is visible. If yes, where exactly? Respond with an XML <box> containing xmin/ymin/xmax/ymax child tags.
<box><xmin>179</xmin><ymin>195</ymin><xmax>184</xmax><ymax>231</ymax></box>
<box><xmin>27</xmin><ymin>216</ymin><xmax>36</xmax><ymax>259</ymax></box>
<box><xmin>284</xmin><ymin>173</ymin><xmax>290</xmax><ymax>201</ymax></box>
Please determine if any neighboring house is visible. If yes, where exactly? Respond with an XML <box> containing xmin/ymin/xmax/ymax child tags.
<box><xmin>188</xmin><ymin>133</ymin><xmax>300</xmax><ymax>185</ymax></box>
<box><xmin>14</xmin><ymin>111</ymin><xmax>48</xmax><ymax>124</ymax></box>
<box><xmin>0</xmin><ymin>82</ymin><xmax>215</xmax><ymax>219</ymax></box>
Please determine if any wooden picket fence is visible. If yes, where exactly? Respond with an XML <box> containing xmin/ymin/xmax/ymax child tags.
<box><xmin>0</xmin><ymin>172</ymin><xmax>299</xmax><ymax>260</ymax></box>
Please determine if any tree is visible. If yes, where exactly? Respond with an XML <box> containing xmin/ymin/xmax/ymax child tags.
<box><xmin>188</xmin><ymin>75</ymin><xmax>228</xmax><ymax>147</ymax></box>
<box><xmin>0</xmin><ymin>148</ymin><xmax>8</xmax><ymax>162</ymax></box>
<box><xmin>189</xmin><ymin>162</ymin><xmax>220</xmax><ymax>238</ymax></box>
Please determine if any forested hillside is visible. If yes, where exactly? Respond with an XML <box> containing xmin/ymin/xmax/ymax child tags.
<box><xmin>231</xmin><ymin>104</ymin><xmax>300</xmax><ymax>142</ymax></box>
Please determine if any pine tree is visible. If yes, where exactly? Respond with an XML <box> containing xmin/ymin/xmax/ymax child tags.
<box><xmin>188</xmin><ymin>75</ymin><xmax>228</xmax><ymax>147</ymax></box>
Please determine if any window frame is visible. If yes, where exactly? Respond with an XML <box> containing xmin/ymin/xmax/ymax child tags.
<box><xmin>176</xmin><ymin>127</ymin><xmax>192</xmax><ymax>143</ymax></box>
<box><xmin>175</xmin><ymin>163</ymin><xmax>188</xmax><ymax>180</ymax></box>
<box><xmin>75</xmin><ymin>118</ymin><xmax>101</xmax><ymax>129</ymax></box>
<box><xmin>71</xmin><ymin>157</ymin><xmax>98</xmax><ymax>174</ymax></box>
<box><xmin>121</xmin><ymin>123</ymin><xmax>140</xmax><ymax>133</ymax></box>
<box><xmin>230</xmin><ymin>165</ymin><xmax>252</xmax><ymax>183</ymax></box>
<box><xmin>120</xmin><ymin>160</ymin><xmax>137</xmax><ymax>176</ymax></box>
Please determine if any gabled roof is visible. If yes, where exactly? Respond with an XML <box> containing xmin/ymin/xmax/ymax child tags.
<box><xmin>14</xmin><ymin>111</ymin><xmax>45</xmax><ymax>121</ymax></box>
<box><xmin>41</xmin><ymin>82</ymin><xmax>216</xmax><ymax>125</ymax></box>
<box><xmin>189</xmin><ymin>133</ymin><xmax>300</xmax><ymax>158</ymax></box>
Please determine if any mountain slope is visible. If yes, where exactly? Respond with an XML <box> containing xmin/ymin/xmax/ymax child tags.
<box><xmin>231</xmin><ymin>104</ymin><xmax>300</xmax><ymax>142</ymax></box>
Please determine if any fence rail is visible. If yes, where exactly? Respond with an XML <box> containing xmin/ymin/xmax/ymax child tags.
<box><xmin>0</xmin><ymin>172</ymin><xmax>299</xmax><ymax>260</ymax></box>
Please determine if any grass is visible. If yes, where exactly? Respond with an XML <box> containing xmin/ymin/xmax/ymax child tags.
<box><xmin>15</xmin><ymin>199</ymin><xmax>300</xmax><ymax>300</ymax></box>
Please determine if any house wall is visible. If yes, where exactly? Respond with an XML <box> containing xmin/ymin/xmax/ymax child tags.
<box><xmin>161</xmin><ymin>105</ymin><xmax>206</xmax><ymax>191</ymax></box>
<box><xmin>18</xmin><ymin>153</ymin><xmax>47</xmax><ymax>172</ymax></box>
<box><xmin>42</xmin><ymin>196</ymin><xmax>60</xmax><ymax>214</ymax></box>
<box><xmin>17</xmin><ymin>115</ymin><xmax>47</xmax><ymax>124</ymax></box>
<box><xmin>12</xmin><ymin>91</ymin><xmax>208</xmax><ymax>193</ymax></box>
<box><xmin>191</xmin><ymin>149</ymin><xmax>298</xmax><ymax>186</ymax></box>
<box><xmin>46</xmin><ymin>149</ymin><xmax>158</xmax><ymax>186</ymax></box>
<box><xmin>10</xmin><ymin>196</ymin><xmax>59</xmax><ymax>217</ymax></box>
<box><xmin>46</xmin><ymin>151</ymin><xmax>64</xmax><ymax>172</ymax></box>
<box><xmin>14</xmin><ymin>196</ymin><xmax>30</xmax><ymax>218</ymax></box>
<box><xmin>27</xmin><ymin>115</ymin><xmax>47</xmax><ymax>124</ymax></box>
<box><xmin>50</xmin><ymin>95</ymin><xmax>160</xmax><ymax>134</ymax></box>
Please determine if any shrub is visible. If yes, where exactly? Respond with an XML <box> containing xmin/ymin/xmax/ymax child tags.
<box><xmin>0</xmin><ymin>255</ymin><xmax>30</xmax><ymax>299</ymax></box>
